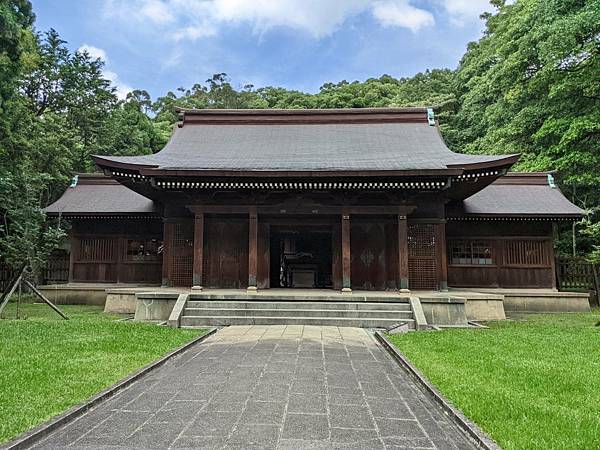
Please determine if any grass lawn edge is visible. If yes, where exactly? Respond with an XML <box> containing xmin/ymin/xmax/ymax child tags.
<box><xmin>374</xmin><ymin>331</ymin><xmax>500</xmax><ymax>450</ymax></box>
<box><xmin>3</xmin><ymin>327</ymin><xmax>217</xmax><ymax>450</ymax></box>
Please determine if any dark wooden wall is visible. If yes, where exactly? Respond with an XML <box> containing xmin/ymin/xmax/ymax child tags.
<box><xmin>70</xmin><ymin>219</ymin><xmax>163</xmax><ymax>284</ymax></box>
<box><xmin>446</xmin><ymin>220</ymin><xmax>555</xmax><ymax>288</ymax></box>
<box><xmin>350</xmin><ymin>220</ymin><xmax>398</xmax><ymax>290</ymax></box>
<box><xmin>202</xmin><ymin>218</ymin><xmax>249</xmax><ymax>289</ymax></box>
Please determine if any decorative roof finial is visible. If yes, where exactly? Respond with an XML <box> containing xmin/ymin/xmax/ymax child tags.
<box><xmin>427</xmin><ymin>108</ymin><xmax>435</xmax><ymax>126</ymax></box>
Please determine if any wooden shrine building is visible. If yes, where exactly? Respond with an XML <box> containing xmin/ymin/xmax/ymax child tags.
<box><xmin>45</xmin><ymin>108</ymin><xmax>584</xmax><ymax>293</ymax></box>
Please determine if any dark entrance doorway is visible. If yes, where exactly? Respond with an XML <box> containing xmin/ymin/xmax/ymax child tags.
<box><xmin>269</xmin><ymin>226</ymin><xmax>332</xmax><ymax>288</ymax></box>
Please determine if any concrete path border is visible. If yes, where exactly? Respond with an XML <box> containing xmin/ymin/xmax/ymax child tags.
<box><xmin>2</xmin><ymin>328</ymin><xmax>217</xmax><ymax>450</ymax></box>
<box><xmin>374</xmin><ymin>331</ymin><xmax>500</xmax><ymax>450</ymax></box>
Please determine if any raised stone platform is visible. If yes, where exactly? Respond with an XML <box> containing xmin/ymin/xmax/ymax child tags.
<box><xmin>464</xmin><ymin>288</ymin><xmax>591</xmax><ymax>313</ymax></box>
<box><xmin>38</xmin><ymin>284</ymin><xmax>592</xmax><ymax>327</ymax></box>
<box><xmin>38</xmin><ymin>283</ymin><xmax>157</xmax><ymax>306</ymax></box>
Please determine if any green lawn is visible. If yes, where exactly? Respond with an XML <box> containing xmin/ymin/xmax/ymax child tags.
<box><xmin>0</xmin><ymin>303</ymin><xmax>204</xmax><ymax>444</ymax></box>
<box><xmin>387</xmin><ymin>310</ymin><xmax>600</xmax><ymax>449</ymax></box>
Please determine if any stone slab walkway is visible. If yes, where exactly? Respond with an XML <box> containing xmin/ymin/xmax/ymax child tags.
<box><xmin>35</xmin><ymin>326</ymin><xmax>474</xmax><ymax>449</ymax></box>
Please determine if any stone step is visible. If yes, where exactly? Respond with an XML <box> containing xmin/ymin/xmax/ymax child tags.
<box><xmin>183</xmin><ymin>307</ymin><xmax>414</xmax><ymax>319</ymax></box>
<box><xmin>180</xmin><ymin>315</ymin><xmax>415</xmax><ymax>329</ymax></box>
<box><xmin>185</xmin><ymin>300</ymin><xmax>411</xmax><ymax>311</ymax></box>
<box><xmin>188</xmin><ymin>294</ymin><xmax>410</xmax><ymax>304</ymax></box>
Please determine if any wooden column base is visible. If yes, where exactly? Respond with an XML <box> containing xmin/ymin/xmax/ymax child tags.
<box><xmin>191</xmin><ymin>285</ymin><xmax>203</xmax><ymax>291</ymax></box>
<box><xmin>341</xmin><ymin>287</ymin><xmax>352</xmax><ymax>294</ymax></box>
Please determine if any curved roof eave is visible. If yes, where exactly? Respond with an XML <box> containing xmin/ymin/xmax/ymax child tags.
<box><xmin>92</xmin><ymin>155</ymin><xmax>159</xmax><ymax>171</ymax></box>
<box><xmin>445</xmin><ymin>154</ymin><xmax>521</xmax><ymax>170</ymax></box>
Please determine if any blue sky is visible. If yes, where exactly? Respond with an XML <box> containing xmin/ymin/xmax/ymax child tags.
<box><xmin>31</xmin><ymin>0</ymin><xmax>496</xmax><ymax>100</ymax></box>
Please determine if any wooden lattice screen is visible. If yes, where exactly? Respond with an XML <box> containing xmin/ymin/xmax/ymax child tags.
<box><xmin>43</xmin><ymin>250</ymin><xmax>69</xmax><ymax>284</ymax></box>
<box><xmin>408</xmin><ymin>224</ymin><xmax>438</xmax><ymax>290</ymax></box>
<box><xmin>77</xmin><ymin>238</ymin><xmax>116</xmax><ymax>262</ymax></box>
<box><xmin>504</xmin><ymin>240</ymin><xmax>550</xmax><ymax>266</ymax></box>
<box><xmin>171</xmin><ymin>221</ymin><xmax>194</xmax><ymax>286</ymax></box>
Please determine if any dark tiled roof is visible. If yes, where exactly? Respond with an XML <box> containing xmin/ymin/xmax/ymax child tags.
<box><xmin>93</xmin><ymin>109</ymin><xmax>517</xmax><ymax>172</ymax></box>
<box><xmin>449</xmin><ymin>173</ymin><xmax>584</xmax><ymax>218</ymax></box>
<box><xmin>44</xmin><ymin>175</ymin><xmax>157</xmax><ymax>215</ymax></box>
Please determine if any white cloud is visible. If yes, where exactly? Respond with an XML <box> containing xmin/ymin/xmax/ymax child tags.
<box><xmin>77</xmin><ymin>45</ymin><xmax>132</xmax><ymax>100</ymax></box>
<box><xmin>437</xmin><ymin>0</ymin><xmax>496</xmax><ymax>25</ymax></box>
<box><xmin>104</xmin><ymin>70</ymin><xmax>134</xmax><ymax>100</ymax></box>
<box><xmin>140</xmin><ymin>0</ymin><xmax>176</xmax><ymax>24</ymax></box>
<box><xmin>78</xmin><ymin>44</ymin><xmax>109</xmax><ymax>62</ymax></box>
<box><xmin>206</xmin><ymin>0</ymin><xmax>369</xmax><ymax>38</ymax></box>
<box><xmin>372</xmin><ymin>1</ymin><xmax>434</xmax><ymax>33</ymax></box>
<box><xmin>103</xmin><ymin>0</ymin><xmax>438</xmax><ymax>40</ymax></box>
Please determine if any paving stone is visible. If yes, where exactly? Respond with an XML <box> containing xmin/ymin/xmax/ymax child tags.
<box><xmin>288</xmin><ymin>393</ymin><xmax>327</xmax><ymax>414</ymax></box>
<box><xmin>264</xmin><ymin>362</ymin><xmax>296</xmax><ymax>373</ymax></box>
<box><xmin>329</xmin><ymin>404</ymin><xmax>376</xmax><ymax>429</ymax></box>
<box><xmin>171</xmin><ymin>435</ymin><xmax>227</xmax><ymax>449</ymax></box>
<box><xmin>331</xmin><ymin>439</ymin><xmax>385</xmax><ymax>449</ymax></box>
<box><xmin>328</xmin><ymin>386</ymin><xmax>363</xmax><ymax>397</ymax></box>
<box><xmin>239</xmin><ymin>400</ymin><xmax>286</xmax><ymax>425</ymax></box>
<box><xmin>121</xmin><ymin>422</ymin><xmax>183</xmax><ymax>448</ymax></box>
<box><xmin>228</xmin><ymin>423</ymin><xmax>280</xmax><ymax>447</ymax></box>
<box><xmin>74</xmin><ymin>411</ymin><xmax>151</xmax><ymax>446</ymax></box>
<box><xmin>282</xmin><ymin>413</ymin><xmax>329</xmax><ymax>440</ymax></box>
<box><xmin>330</xmin><ymin>427</ymin><xmax>380</xmax><ymax>443</ymax></box>
<box><xmin>188</xmin><ymin>411</ymin><xmax>241</xmax><ymax>436</ymax></box>
<box><xmin>277</xmin><ymin>439</ymin><xmax>331</xmax><ymax>449</ymax></box>
<box><xmin>290</xmin><ymin>379</ymin><xmax>327</xmax><ymax>394</ymax></box>
<box><xmin>153</xmin><ymin>400</ymin><xmax>206</xmax><ymax>423</ymax></box>
<box><xmin>35</xmin><ymin>326</ymin><xmax>475</xmax><ymax>450</ymax></box>
<box><xmin>382</xmin><ymin>436</ymin><xmax>436</xmax><ymax>449</ymax></box>
<box><xmin>375</xmin><ymin>417</ymin><xmax>428</xmax><ymax>438</ymax></box>
<box><xmin>360</xmin><ymin>381</ymin><xmax>399</xmax><ymax>398</ymax></box>
<box><xmin>328</xmin><ymin>393</ymin><xmax>366</xmax><ymax>406</ymax></box>
<box><xmin>366</xmin><ymin>397</ymin><xmax>413</xmax><ymax>419</ymax></box>
<box><xmin>252</xmin><ymin>382</ymin><xmax>290</xmax><ymax>401</ymax></box>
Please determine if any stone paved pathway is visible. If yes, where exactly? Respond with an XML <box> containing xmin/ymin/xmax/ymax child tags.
<box><xmin>35</xmin><ymin>326</ymin><xmax>474</xmax><ymax>449</ymax></box>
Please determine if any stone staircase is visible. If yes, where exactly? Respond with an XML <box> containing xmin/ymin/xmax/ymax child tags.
<box><xmin>178</xmin><ymin>297</ymin><xmax>415</xmax><ymax>329</ymax></box>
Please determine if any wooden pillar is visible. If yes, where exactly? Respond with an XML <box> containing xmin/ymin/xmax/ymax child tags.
<box><xmin>398</xmin><ymin>214</ymin><xmax>409</xmax><ymax>292</ymax></box>
<box><xmin>68</xmin><ymin>233</ymin><xmax>79</xmax><ymax>283</ymax></box>
<box><xmin>248</xmin><ymin>206</ymin><xmax>258</xmax><ymax>292</ymax></box>
<box><xmin>161</xmin><ymin>221</ymin><xmax>175</xmax><ymax>287</ymax></box>
<box><xmin>437</xmin><ymin>222</ymin><xmax>448</xmax><ymax>291</ymax></box>
<box><xmin>341</xmin><ymin>211</ymin><xmax>352</xmax><ymax>293</ymax></box>
<box><xmin>116</xmin><ymin>236</ymin><xmax>124</xmax><ymax>284</ymax></box>
<box><xmin>192</xmin><ymin>212</ymin><xmax>204</xmax><ymax>290</ymax></box>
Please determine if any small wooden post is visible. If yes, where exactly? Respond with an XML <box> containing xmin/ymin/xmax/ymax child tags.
<box><xmin>68</xmin><ymin>235</ymin><xmax>79</xmax><ymax>283</ymax></box>
<box><xmin>341</xmin><ymin>210</ymin><xmax>352</xmax><ymax>293</ymax></box>
<box><xmin>23</xmin><ymin>279</ymin><xmax>68</xmax><ymax>320</ymax></box>
<box><xmin>437</xmin><ymin>222</ymin><xmax>448</xmax><ymax>291</ymax></box>
<box><xmin>248</xmin><ymin>206</ymin><xmax>258</xmax><ymax>292</ymax></box>
<box><xmin>398</xmin><ymin>214</ymin><xmax>409</xmax><ymax>292</ymax></box>
<box><xmin>192</xmin><ymin>211</ymin><xmax>204</xmax><ymax>290</ymax></box>
<box><xmin>162</xmin><ymin>220</ymin><xmax>175</xmax><ymax>287</ymax></box>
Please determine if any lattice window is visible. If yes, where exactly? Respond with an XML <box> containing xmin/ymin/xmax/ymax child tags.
<box><xmin>504</xmin><ymin>240</ymin><xmax>550</xmax><ymax>267</ymax></box>
<box><xmin>125</xmin><ymin>238</ymin><xmax>162</xmax><ymax>261</ymax></box>
<box><xmin>408</xmin><ymin>224</ymin><xmax>436</xmax><ymax>258</ymax></box>
<box><xmin>78</xmin><ymin>238</ymin><xmax>116</xmax><ymax>262</ymax></box>
<box><xmin>449</xmin><ymin>240</ymin><xmax>493</xmax><ymax>265</ymax></box>
<box><xmin>171</xmin><ymin>222</ymin><xmax>193</xmax><ymax>286</ymax></box>
<box><xmin>408</xmin><ymin>224</ymin><xmax>438</xmax><ymax>290</ymax></box>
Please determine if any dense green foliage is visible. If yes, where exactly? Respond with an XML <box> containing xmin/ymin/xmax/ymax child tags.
<box><xmin>0</xmin><ymin>303</ymin><xmax>205</xmax><ymax>443</ymax></box>
<box><xmin>387</xmin><ymin>310</ymin><xmax>600</xmax><ymax>449</ymax></box>
<box><xmin>0</xmin><ymin>0</ymin><xmax>598</xmax><ymax>270</ymax></box>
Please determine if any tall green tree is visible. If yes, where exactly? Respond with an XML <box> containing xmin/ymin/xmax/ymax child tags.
<box><xmin>0</xmin><ymin>0</ymin><xmax>34</xmax><ymax>109</ymax></box>
<box><xmin>449</xmin><ymin>0</ymin><xmax>600</xmax><ymax>256</ymax></box>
